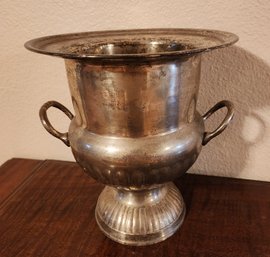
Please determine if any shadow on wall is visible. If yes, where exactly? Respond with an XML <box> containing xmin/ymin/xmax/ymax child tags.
<box><xmin>190</xmin><ymin>46</ymin><xmax>270</xmax><ymax>180</ymax></box>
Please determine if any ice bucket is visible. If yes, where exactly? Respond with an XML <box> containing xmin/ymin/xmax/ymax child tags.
<box><xmin>25</xmin><ymin>28</ymin><xmax>238</xmax><ymax>245</ymax></box>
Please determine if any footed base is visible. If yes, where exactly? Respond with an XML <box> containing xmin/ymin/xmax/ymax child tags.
<box><xmin>95</xmin><ymin>183</ymin><xmax>185</xmax><ymax>246</ymax></box>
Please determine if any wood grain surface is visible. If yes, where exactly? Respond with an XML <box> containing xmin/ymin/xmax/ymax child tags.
<box><xmin>0</xmin><ymin>158</ymin><xmax>42</xmax><ymax>205</ymax></box>
<box><xmin>0</xmin><ymin>158</ymin><xmax>269</xmax><ymax>257</ymax></box>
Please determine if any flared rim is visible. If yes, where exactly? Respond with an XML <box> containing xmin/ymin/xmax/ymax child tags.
<box><xmin>25</xmin><ymin>28</ymin><xmax>238</xmax><ymax>61</ymax></box>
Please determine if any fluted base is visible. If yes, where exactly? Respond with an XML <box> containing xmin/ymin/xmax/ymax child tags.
<box><xmin>95</xmin><ymin>183</ymin><xmax>185</xmax><ymax>246</ymax></box>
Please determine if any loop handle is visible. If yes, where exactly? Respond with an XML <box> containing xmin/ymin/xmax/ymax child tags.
<box><xmin>202</xmin><ymin>100</ymin><xmax>234</xmax><ymax>145</ymax></box>
<box><xmin>39</xmin><ymin>101</ymin><xmax>74</xmax><ymax>146</ymax></box>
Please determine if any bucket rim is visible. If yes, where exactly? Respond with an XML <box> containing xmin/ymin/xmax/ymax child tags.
<box><xmin>25</xmin><ymin>28</ymin><xmax>238</xmax><ymax>61</ymax></box>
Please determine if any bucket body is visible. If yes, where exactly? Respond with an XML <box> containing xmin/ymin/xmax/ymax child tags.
<box><xmin>66</xmin><ymin>55</ymin><xmax>204</xmax><ymax>188</ymax></box>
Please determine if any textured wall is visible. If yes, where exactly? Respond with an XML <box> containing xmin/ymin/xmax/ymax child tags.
<box><xmin>1</xmin><ymin>0</ymin><xmax>270</xmax><ymax>181</ymax></box>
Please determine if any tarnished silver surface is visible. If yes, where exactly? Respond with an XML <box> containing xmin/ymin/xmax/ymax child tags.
<box><xmin>25</xmin><ymin>28</ymin><xmax>238</xmax><ymax>245</ymax></box>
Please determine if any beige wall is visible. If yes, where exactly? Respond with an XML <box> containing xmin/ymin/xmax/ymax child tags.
<box><xmin>1</xmin><ymin>0</ymin><xmax>270</xmax><ymax>181</ymax></box>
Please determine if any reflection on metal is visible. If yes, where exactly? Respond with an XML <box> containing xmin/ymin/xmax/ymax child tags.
<box><xmin>25</xmin><ymin>28</ymin><xmax>238</xmax><ymax>246</ymax></box>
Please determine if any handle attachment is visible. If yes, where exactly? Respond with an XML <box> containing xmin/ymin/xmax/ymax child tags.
<box><xmin>39</xmin><ymin>101</ymin><xmax>74</xmax><ymax>146</ymax></box>
<box><xmin>202</xmin><ymin>100</ymin><xmax>234</xmax><ymax>145</ymax></box>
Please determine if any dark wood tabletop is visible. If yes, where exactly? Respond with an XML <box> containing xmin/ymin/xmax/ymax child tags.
<box><xmin>0</xmin><ymin>158</ymin><xmax>269</xmax><ymax>257</ymax></box>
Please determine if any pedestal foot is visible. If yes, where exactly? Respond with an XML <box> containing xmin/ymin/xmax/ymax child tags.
<box><xmin>95</xmin><ymin>182</ymin><xmax>185</xmax><ymax>246</ymax></box>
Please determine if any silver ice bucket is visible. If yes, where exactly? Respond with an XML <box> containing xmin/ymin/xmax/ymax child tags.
<box><xmin>25</xmin><ymin>28</ymin><xmax>238</xmax><ymax>245</ymax></box>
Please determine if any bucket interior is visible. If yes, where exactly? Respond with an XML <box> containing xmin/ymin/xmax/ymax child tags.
<box><xmin>67</xmin><ymin>41</ymin><xmax>195</xmax><ymax>55</ymax></box>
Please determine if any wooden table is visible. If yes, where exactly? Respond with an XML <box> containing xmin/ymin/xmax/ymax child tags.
<box><xmin>0</xmin><ymin>158</ymin><xmax>269</xmax><ymax>257</ymax></box>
